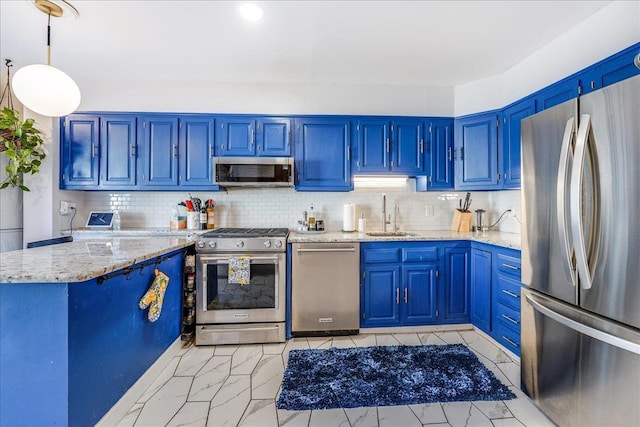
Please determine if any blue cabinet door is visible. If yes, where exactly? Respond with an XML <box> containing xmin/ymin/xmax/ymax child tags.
<box><xmin>294</xmin><ymin>118</ymin><xmax>352</xmax><ymax>191</ymax></box>
<box><xmin>99</xmin><ymin>115</ymin><xmax>137</xmax><ymax>188</ymax></box>
<box><xmin>61</xmin><ymin>115</ymin><xmax>100</xmax><ymax>188</ymax></box>
<box><xmin>179</xmin><ymin>117</ymin><xmax>215</xmax><ymax>187</ymax></box>
<box><xmin>580</xmin><ymin>45</ymin><xmax>640</xmax><ymax>95</ymax></box>
<box><xmin>355</xmin><ymin>119</ymin><xmax>390</xmax><ymax>173</ymax></box>
<box><xmin>139</xmin><ymin>115</ymin><xmax>179</xmax><ymax>188</ymax></box>
<box><xmin>470</xmin><ymin>248</ymin><xmax>492</xmax><ymax>333</ymax></box>
<box><xmin>535</xmin><ymin>77</ymin><xmax>579</xmax><ymax>112</ymax></box>
<box><xmin>454</xmin><ymin>112</ymin><xmax>499</xmax><ymax>189</ymax></box>
<box><xmin>427</xmin><ymin>119</ymin><xmax>454</xmax><ymax>190</ymax></box>
<box><xmin>362</xmin><ymin>265</ymin><xmax>401</xmax><ymax>327</ymax></box>
<box><xmin>257</xmin><ymin>118</ymin><xmax>291</xmax><ymax>156</ymax></box>
<box><xmin>402</xmin><ymin>264</ymin><xmax>438</xmax><ymax>325</ymax></box>
<box><xmin>443</xmin><ymin>247</ymin><xmax>470</xmax><ymax>322</ymax></box>
<box><xmin>217</xmin><ymin>117</ymin><xmax>255</xmax><ymax>156</ymax></box>
<box><xmin>501</xmin><ymin>98</ymin><xmax>535</xmax><ymax>189</ymax></box>
<box><xmin>392</xmin><ymin>119</ymin><xmax>423</xmax><ymax>175</ymax></box>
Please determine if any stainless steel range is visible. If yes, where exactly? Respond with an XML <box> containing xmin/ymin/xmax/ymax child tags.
<box><xmin>195</xmin><ymin>228</ymin><xmax>288</xmax><ymax>345</ymax></box>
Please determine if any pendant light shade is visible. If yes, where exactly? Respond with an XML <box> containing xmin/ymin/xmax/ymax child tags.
<box><xmin>12</xmin><ymin>63</ymin><xmax>81</xmax><ymax>117</ymax></box>
<box><xmin>13</xmin><ymin>0</ymin><xmax>81</xmax><ymax>117</ymax></box>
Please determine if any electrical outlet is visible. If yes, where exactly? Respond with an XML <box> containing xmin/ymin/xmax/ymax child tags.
<box><xmin>59</xmin><ymin>201</ymin><xmax>76</xmax><ymax>216</ymax></box>
<box><xmin>425</xmin><ymin>205</ymin><xmax>434</xmax><ymax>217</ymax></box>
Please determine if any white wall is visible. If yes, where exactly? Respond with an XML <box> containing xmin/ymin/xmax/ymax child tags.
<box><xmin>76</xmin><ymin>80</ymin><xmax>455</xmax><ymax>117</ymax></box>
<box><xmin>455</xmin><ymin>1</ymin><xmax>640</xmax><ymax>115</ymax></box>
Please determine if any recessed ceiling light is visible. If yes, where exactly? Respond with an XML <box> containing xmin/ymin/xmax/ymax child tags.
<box><xmin>239</xmin><ymin>3</ymin><xmax>263</xmax><ymax>21</ymax></box>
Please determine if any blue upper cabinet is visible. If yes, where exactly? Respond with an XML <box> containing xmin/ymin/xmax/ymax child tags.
<box><xmin>580</xmin><ymin>44</ymin><xmax>640</xmax><ymax>95</ymax></box>
<box><xmin>179</xmin><ymin>116</ymin><xmax>215</xmax><ymax>187</ymax></box>
<box><xmin>139</xmin><ymin>115</ymin><xmax>180</xmax><ymax>189</ymax></box>
<box><xmin>61</xmin><ymin>115</ymin><xmax>100</xmax><ymax>188</ymax></box>
<box><xmin>354</xmin><ymin>118</ymin><xmax>423</xmax><ymax>176</ymax></box>
<box><xmin>61</xmin><ymin>114</ymin><xmax>137</xmax><ymax>189</ymax></box>
<box><xmin>257</xmin><ymin>117</ymin><xmax>291</xmax><ymax>156</ymax></box>
<box><xmin>99</xmin><ymin>115</ymin><xmax>137</xmax><ymax>188</ymax></box>
<box><xmin>418</xmin><ymin>119</ymin><xmax>454</xmax><ymax>191</ymax></box>
<box><xmin>216</xmin><ymin>116</ymin><xmax>291</xmax><ymax>157</ymax></box>
<box><xmin>355</xmin><ymin>119</ymin><xmax>390</xmax><ymax>173</ymax></box>
<box><xmin>534</xmin><ymin>77</ymin><xmax>579</xmax><ymax>112</ymax></box>
<box><xmin>454</xmin><ymin>112</ymin><xmax>500</xmax><ymax>190</ymax></box>
<box><xmin>217</xmin><ymin>117</ymin><xmax>255</xmax><ymax>156</ymax></box>
<box><xmin>294</xmin><ymin>117</ymin><xmax>352</xmax><ymax>191</ymax></box>
<box><xmin>500</xmin><ymin>98</ymin><xmax>535</xmax><ymax>189</ymax></box>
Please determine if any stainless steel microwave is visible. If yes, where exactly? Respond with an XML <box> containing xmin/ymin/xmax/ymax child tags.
<box><xmin>214</xmin><ymin>157</ymin><xmax>294</xmax><ymax>187</ymax></box>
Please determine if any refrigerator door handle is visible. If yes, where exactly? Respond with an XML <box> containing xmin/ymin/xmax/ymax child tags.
<box><xmin>570</xmin><ymin>114</ymin><xmax>594</xmax><ymax>290</ymax></box>
<box><xmin>526</xmin><ymin>293</ymin><xmax>640</xmax><ymax>356</ymax></box>
<box><xmin>557</xmin><ymin>117</ymin><xmax>576</xmax><ymax>287</ymax></box>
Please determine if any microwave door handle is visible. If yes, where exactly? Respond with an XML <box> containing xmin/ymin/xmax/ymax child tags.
<box><xmin>570</xmin><ymin>114</ymin><xmax>596</xmax><ymax>290</ymax></box>
<box><xmin>557</xmin><ymin>117</ymin><xmax>577</xmax><ymax>288</ymax></box>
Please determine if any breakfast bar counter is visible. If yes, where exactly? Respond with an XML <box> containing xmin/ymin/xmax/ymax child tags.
<box><xmin>0</xmin><ymin>237</ymin><xmax>192</xmax><ymax>426</ymax></box>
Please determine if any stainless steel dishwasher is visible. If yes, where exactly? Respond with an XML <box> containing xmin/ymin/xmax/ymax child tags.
<box><xmin>291</xmin><ymin>242</ymin><xmax>360</xmax><ymax>336</ymax></box>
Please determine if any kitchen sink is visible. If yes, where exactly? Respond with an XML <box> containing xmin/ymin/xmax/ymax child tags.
<box><xmin>365</xmin><ymin>231</ymin><xmax>415</xmax><ymax>237</ymax></box>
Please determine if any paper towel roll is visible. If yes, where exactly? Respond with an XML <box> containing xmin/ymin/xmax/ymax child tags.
<box><xmin>343</xmin><ymin>203</ymin><xmax>356</xmax><ymax>231</ymax></box>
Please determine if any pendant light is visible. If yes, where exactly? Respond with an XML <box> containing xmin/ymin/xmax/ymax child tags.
<box><xmin>12</xmin><ymin>0</ymin><xmax>81</xmax><ymax>117</ymax></box>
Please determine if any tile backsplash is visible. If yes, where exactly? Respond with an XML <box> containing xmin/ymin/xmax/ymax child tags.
<box><xmin>73</xmin><ymin>181</ymin><xmax>522</xmax><ymax>234</ymax></box>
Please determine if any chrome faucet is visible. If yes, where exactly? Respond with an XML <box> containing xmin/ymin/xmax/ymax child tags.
<box><xmin>394</xmin><ymin>204</ymin><xmax>400</xmax><ymax>232</ymax></box>
<box><xmin>382</xmin><ymin>193</ymin><xmax>391</xmax><ymax>232</ymax></box>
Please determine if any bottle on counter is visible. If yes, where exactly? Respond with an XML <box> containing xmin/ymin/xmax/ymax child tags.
<box><xmin>308</xmin><ymin>204</ymin><xmax>316</xmax><ymax>231</ymax></box>
<box><xmin>358</xmin><ymin>213</ymin><xmax>366</xmax><ymax>233</ymax></box>
<box><xmin>199</xmin><ymin>208</ymin><xmax>207</xmax><ymax>230</ymax></box>
<box><xmin>206</xmin><ymin>199</ymin><xmax>215</xmax><ymax>229</ymax></box>
<box><xmin>113</xmin><ymin>210</ymin><xmax>121</xmax><ymax>231</ymax></box>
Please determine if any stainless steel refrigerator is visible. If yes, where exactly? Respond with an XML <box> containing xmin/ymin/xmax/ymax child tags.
<box><xmin>520</xmin><ymin>73</ymin><xmax>640</xmax><ymax>427</ymax></box>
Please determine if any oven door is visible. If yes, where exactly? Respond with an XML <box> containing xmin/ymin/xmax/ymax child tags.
<box><xmin>196</xmin><ymin>252</ymin><xmax>286</xmax><ymax>324</ymax></box>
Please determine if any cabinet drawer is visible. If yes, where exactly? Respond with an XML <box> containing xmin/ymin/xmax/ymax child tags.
<box><xmin>362</xmin><ymin>248</ymin><xmax>401</xmax><ymax>264</ymax></box>
<box><xmin>496</xmin><ymin>253</ymin><xmax>521</xmax><ymax>278</ymax></box>
<box><xmin>495</xmin><ymin>302</ymin><xmax>521</xmax><ymax>334</ymax></box>
<box><xmin>402</xmin><ymin>247</ymin><xmax>439</xmax><ymax>263</ymax></box>
<box><xmin>496</xmin><ymin>274</ymin><xmax>522</xmax><ymax>311</ymax></box>
<box><xmin>494</xmin><ymin>322</ymin><xmax>520</xmax><ymax>355</ymax></box>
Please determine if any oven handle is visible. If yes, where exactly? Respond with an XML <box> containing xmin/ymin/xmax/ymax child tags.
<box><xmin>199</xmin><ymin>255</ymin><xmax>281</xmax><ymax>263</ymax></box>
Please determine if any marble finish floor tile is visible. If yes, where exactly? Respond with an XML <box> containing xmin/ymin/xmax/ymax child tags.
<box><xmin>112</xmin><ymin>330</ymin><xmax>552</xmax><ymax>427</ymax></box>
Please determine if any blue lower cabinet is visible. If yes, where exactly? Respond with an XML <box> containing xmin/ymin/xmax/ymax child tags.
<box><xmin>442</xmin><ymin>247</ymin><xmax>471</xmax><ymax>323</ymax></box>
<box><xmin>0</xmin><ymin>250</ymin><xmax>184</xmax><ymax>427</ymax></box>
<box><xmin>403</xmin><ymin>264</ymin><xmax>438</xmax><ymax>325</ymax></box>
<box><xmin>362</xmin><ymin>265</ymin><xmax>401</xmax><ymax>327</ymax></box>
<box><xmin>470</xmin><ymin>247</ymin><xmax>492</xmax><ymax>333</ymax></box>
<box><xmin>489</xmin><ymin>245</ymin><xmax>522</xmax><ymax>356</ymax></box>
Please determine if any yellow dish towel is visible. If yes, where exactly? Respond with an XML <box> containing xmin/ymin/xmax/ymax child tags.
<box><xmin>228</xmin><ymin>255</ymin><xmax>250</xmax><ymax>285</ymax></box>
<box><xmin>139</xmin><ymin>269</ymin><xmax>169</xmax><ymax>322</ymax></box>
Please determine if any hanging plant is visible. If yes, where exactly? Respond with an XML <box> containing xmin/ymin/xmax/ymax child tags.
<box><xmin>0</xmin><ymin>107</ymin><xmax>47</xmax><ymax>191</ymax></box>
<box><xmin>0</xmin><ymin>59</ymin><xmax>47</xmax><ymax>192</ymax></box>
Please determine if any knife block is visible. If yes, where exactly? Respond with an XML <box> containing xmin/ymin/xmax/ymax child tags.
<box><xmin>451</xmin><ymin>209</ymin><xmax>472</xmax><ymax>232</ymax></box>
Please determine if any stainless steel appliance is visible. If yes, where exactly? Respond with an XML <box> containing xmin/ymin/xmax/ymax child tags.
<box><xmin>195</xmin><ymin>228</ymin><xmax>288</xmax><ymax>345</ymax></box>
<box><xmin>291</xmin><ymin>242</ymin><xmax>360</xmax><ymax>336</ymax></box>
<box><xmin>521</xmin><ymin>73</ymin><xmax>640</xmax><ymax>427</ymax></box>
<box><xmin>214</xmin><ymin>157</ymin><xmax>294</xmax><ymax>187</ymax></box>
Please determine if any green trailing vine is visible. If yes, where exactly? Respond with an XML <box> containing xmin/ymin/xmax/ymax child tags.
<box><xmin>0</xmin><ymin>107</ymin><xmax>47</xmax><ymax>191</ymax></box>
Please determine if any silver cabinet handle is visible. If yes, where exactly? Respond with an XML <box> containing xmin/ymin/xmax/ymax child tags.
<box><xmin>556</xmin><ymin>117</ymin><xmax>577</xmax><ymax>288</ymax></box>
<box><xmin>404</xmin><ymin>288</ymin><xmax>408</xmax><ymax>304</ymax></box>
<box><xmin>173</xmin><ymin>144</ymin><xmax>178</xmax><ymax>157</ymax></box>
<box><xmin>448</xmin><ymin>147</ymin><xmax>452</xmax><ymax>162</ymax></box>
<box><xmin>396</xmin><ymin>287</ymin><xmax>400</xmax><ymax>304</ymax></box>
<box><xmin>570</xmin><ymin>114</ymin><xmax>597</xmax><ymax>290</ymax></box>
<box><xmin>296</xmin><ymin>247</ymin><xmax>356</xmax><ymax>253</ymax></box>
<box><xmin>501</xmin><ymin>263</ymin><xmax>520</xmax><ymax>271</ymax></box>
<box><xmin>501</xmin><ymin>289</ymin><xmax>519</xmax><ymax>298</ymax></box>
<box><xmin>526</xmin><ymin>293</ymin><xmax>640</xmax><ymax>356</ymax></box>
<box><xmin>501</xmin><ymin>314</ymin><xmax>519</xmax><ymax>325</ymax></box>
<box><xmin>130</xmin><ymin>144</ymin><xmax>136</xmax><ymax>158</ymax></box>
<box><xmin>502</xmin><ymin>336</ymin><xmax>519</xmax><ymax>347</ymax></box>
<box><xmin>92</xmin><ymin>143</ymin><xmax>98</xmax><ymax>158</ymax></box>
<box><xmin>386</xmin><ymin>138</ymin><xmax>390</xmax><ymax>153</ymax></box>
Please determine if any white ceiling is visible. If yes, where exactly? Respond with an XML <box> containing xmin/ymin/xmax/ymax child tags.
<box><xmin>0</xmin><ymin>0</ymin><xmax>613</xmax><ymax>88</ymax></box>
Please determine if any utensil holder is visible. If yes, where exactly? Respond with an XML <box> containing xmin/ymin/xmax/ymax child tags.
<box><xmin>451</xmin><ymin>209</ymin><xmax>472</xmax><ymax>232</ymax></box>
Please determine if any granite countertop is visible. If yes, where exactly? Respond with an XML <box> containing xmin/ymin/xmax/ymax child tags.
<box><xmin>0</xmin><ymin>237</ymin><xmax>195</xmax><ymax>284</ymax></box>
<box><xmin>69</xmin><ymin>228</ymin><xmax>208</xmax><ymax>238</ymax></box>
<box><xmin>288</xmin><ymin>229</ymin><xmax>521</xmax><ymax>250</ymax></box>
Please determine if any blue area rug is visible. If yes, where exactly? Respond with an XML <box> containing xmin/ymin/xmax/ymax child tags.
<box><xmin>276</xmin><ymin>344</ymin><xmax>515</xmax><ymax>411</ymax></box>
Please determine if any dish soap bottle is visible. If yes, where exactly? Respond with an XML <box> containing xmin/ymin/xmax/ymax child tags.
<box><xmin>113</xmin><ymin>211</ymin><xmax>121</xmax><ymax>231</ymax></box>
<box><xmin>206</xmin><ymin>199</ymin><xmax>215</xmax><ymax>229</ymax></box>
